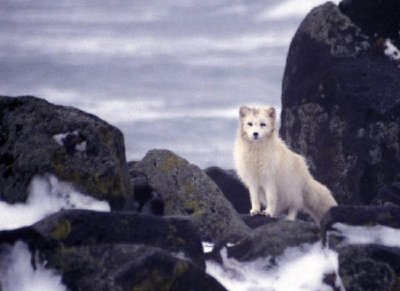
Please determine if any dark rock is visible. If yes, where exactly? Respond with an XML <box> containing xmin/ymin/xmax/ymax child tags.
<box><xmin>0</xmin><ymin>96</ymin><xmax>131</xmax><ymax>209</ymax></box>
<box><xmin>322</xmin><ymin>205</ymin><xmax>400</xmax><ymax>230</ymax></box>
<box><xmin>371</xmin><ymin>182</ymin><xmax>400</xmax><ymax>207</ymax></box>
<box><xmin>32</xmin><ymin>209</ymin><xmax>205</xmax><ymax>270</ymax></box>
<box><xmin>228</xmin><ymin>220</ymin><xmax>320</xmax><ymax>262</ymax></box>
<box><xmin>126</xmin><ymin>161</ymin><xmax>164</xmax><ymax>215</ymax></box>
<box><xmin>240</xmin><ymin>214</ymin><xmax>279</xmax><ymax>229</ymax></box>
<box><xmin>43</xmin><ymin>244</ymin><xmax>227</xmax><ymax>291</ymax></box>
<box><xmin>339</xmin><ymin>0</ymin><xmax>400</xmax><ymax>47</ymax></box>
<box><xmin>280</xmin><ymin>3</ymin><xmax>400</xmax><ymax>205</ymax></box>
<box><xmin>140</xmin><ymin>191</ymin><xmax>164</xmax><ymax>215</ymax></box>
<box><xmin>321</xmin><ymin>205</ymin><xmax>400</xmax><ymax>247</ymax></box>
<box><xmin>133</xmin><ymin>149</ymin><xmax>251</xmax><ymax>243</ymax></box>
<box><xmin>205</xmin><ymin>167</ymin><xmax>250</xmax><ymax>214</ymax></box>
<box><xmin>338</xmin><ymin>245</ymin><xmax>400</xmax><ymax>291</ymax></box>
<box><xmin>0</xmin><ymin>210</ymin><xmax>227</xmax><ymax>291</ymax></box>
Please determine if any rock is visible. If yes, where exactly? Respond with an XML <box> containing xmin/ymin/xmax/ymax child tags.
<box><xmin>321</xmin><ymin>205</ymin><xmax>400</xmax><ymax>248</ymax></box>
<box><xmin>205</xmin><ymin>167</ymin><xmax>250</xmax><ymax>214</ymax></box>
<box><xmin>0</xmin><ymin>210</ymin><xmax>228</xmax><ymax>291</ymax></box>
<box><xmin>339</xmin><ymin>0</ymin><xmax>400</xmax><ymax>47</ymax></box>
<box><xmin>227</xmin><ymin>220</ymin><xmax>320</xmax><ymax>262</ymax></box>
<box><xmin>338</xmin><ymin>245</ymin><xmax>400</xmax><ymax>291</ymax></box>
<box><xmin>280</xmin><ymin>2</ymin><xmax>400</xmax><ymax>205</ymax></box>
<box><xmin>0</xmin><ymin>96</ymin><xmax>131</xmax><ymax>209</ymax></box>
<box><xmin>371</xmin><ymin>182</ymin><xmax>400</xmax><ymax>207</ymax></box>
<box><xmin>126</xmin><ymin>161</ymin><xmax>164</xmax><ymax>215</ymax></box>
<box><xmin>31</xmin><ymin>209</ymin><xmax>205</xmax><ymax>270</ymax></box>
<box><xmin>322</xmin><ymin>205</ymin><xmax>400</xmax><ymax>231</ymax></box>
<box><xmin>240</xmin><ymin>214</ymin><xmax>279</xmax><ymax>229</ymax></box>
<box><xmin>133</xmin><ymin>149</ymin><xmax>251</xmax><ymax>242</ymax></box>
<box><xmin>44</xmin><ymin>244</ymin><xmax>227</xmax><ymax>291</ymax></box>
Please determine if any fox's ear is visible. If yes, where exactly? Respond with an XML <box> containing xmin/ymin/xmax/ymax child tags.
<box><xmin>239</xmin><ymin>106</ymin><xmax>251</xmax><ymax>118</ymax></box>
<box><xmin>268</xmin><ymin>107</ymin><xmax>276</xmax><ymax>119</ymax></box>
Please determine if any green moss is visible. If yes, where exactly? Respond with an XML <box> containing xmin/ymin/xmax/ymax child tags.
<box><xmin>184</xmin><ymin>200</ymin><xmax>206</xmax><ymax>218</ymax></box>
<box><xmin>132</xmin><ymin>261</ymin><xmax>190</xmax><ymax>291</ymax></box>
<box><xmin>166</xmin><ymin>224</ymin><xmax>186</xmax><ymax>247</ymax></box>
<box><xmin>133</xmin><ymin>270</ymin><xmax>173</xmax><ymax>291</ymax></box>
<box><xmin>173</xmin><ymin>261</ymin><xmax>189</xmax><ymax>277</ymax></box>
<box><xmin>160</xmin><ymin>155</ymin><xmax>185</xmax><ymax>172</ymax></box>
<box><xmin>51</xmin><ymin>219</ymin><xmax>71</xmax><ymax>240</ymax></box>
<box><xmin>51</xmin><ymin>150</ymin><xmax>127</xmax><ymax>203</ymax></box>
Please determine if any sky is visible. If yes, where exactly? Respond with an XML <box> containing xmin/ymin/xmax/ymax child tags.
<box><xmin>0</xmin><ymin>0</ymin><xmax>339</xmax><ymax>168</ymax></box>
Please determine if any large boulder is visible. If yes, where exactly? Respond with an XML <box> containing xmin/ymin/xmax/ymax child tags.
<box><xmin>133</xmin><ymin>149</ymin><xmax>251</xmax><ymax>242</ymax></box>
<box><xmin>0</xmin><ymin>210</ymin><xmax>228</xmax><ymax>291</ymax></box>
<box><xmin>339</xmin><ymin>0</ymin><xmax>400</xmax><ymax>47</ymax></box>
<box><xmin>0</xmin><ymin>96</ymin><xmax>131</xmax><ymax>209</ymax></box>
<box><xmin>279</xmin><ymin>2</ymin><xmax>400</xmax><ymax>205</ymax></box>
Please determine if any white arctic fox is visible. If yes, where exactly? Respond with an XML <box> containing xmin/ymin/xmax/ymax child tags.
<box><xmin>233</xmin><ymin>106</ymin><xmax>337</xmax><ymax>224</ymax></box>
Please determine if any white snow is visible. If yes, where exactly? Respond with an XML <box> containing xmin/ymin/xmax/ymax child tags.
<box><xmin>206</xmin><ymin>242</ymin><xmax>343</xmax><ymax>291</ymax></box>
<box><xmin>0</xmin><ymin>174</ymin><xmax>111</xmax><ymax>291</ymax></box>
<box><xmin>0</xmin><ymin>174</ymin><xmax>110</xmax><ymax>231</ymax></box>
<box><xmin>53</xmin><ymin>131</ymin><xmax>87</xmax><ymax>152</ymax></box>
<box><xmin>202</xmin><ymin>242</ymin><xmax>214</xmax><ymax>253</ymax></box>
<box><xmin>331</xmin><ymin>223</ymin><xmax>400</xmax><ymax>248</ymax></box>
<box><xmin>384</xmin><ymin>39</ymin><xmax>400</xmax><ymax>61</ymax></box>
<box><xmin>0</xmin><ymin>242</ymin><xmax>67</xmax><ymax>291</ymax></box>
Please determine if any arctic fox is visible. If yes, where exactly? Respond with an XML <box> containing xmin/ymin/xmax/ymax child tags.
<box><xmin>233</xmin><ymin>106</ymin><xmax>337</xmax><ymax>225</ymax></box>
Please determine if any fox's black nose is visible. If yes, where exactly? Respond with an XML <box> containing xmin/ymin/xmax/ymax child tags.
<box><xmin>253</xmin><ymin>132</ymin><xmax>259</xmax><ymax>138</ymax></box>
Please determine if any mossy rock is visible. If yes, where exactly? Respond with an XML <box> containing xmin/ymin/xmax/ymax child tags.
<box><xmin>32</xmin><ymin>209</ymin><xmax>205</xmax><ymax>270</ymax></box>
<box><xmin>43</xmin><ymin>244</ymin><xmax>226</xmax><ymax>291</ymax></box>
<box><xmin>0</xmin><ymin>96</ymin><xmax>131</xmax><ymax>209</ymax></box>
<box><xmin>134</xmin><ymin>149</ymin><xmax>251</xmax><ymax>242</ymax></box>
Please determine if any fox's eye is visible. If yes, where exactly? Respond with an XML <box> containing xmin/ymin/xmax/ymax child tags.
<box><xmin>260</xmin><ymin>123</ymin><xmax>266</xmax><ymax>127</ymax></box>
<box><xmin>247</xmin><ymin>122</ymin><xmax>253</xmax><ymax>126</ymax></box>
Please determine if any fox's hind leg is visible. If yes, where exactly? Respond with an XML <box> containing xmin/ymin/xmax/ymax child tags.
<box><xmin>286</xmin><ymin>208</ymin><xmax>298</xmax><ymax>221</ymax></box>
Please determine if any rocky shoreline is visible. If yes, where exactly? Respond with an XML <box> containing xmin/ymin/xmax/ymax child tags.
<box><xmin>1</xmin><ymin>0</ymin><xmax>400</xmax><ymax>290</ymax></box>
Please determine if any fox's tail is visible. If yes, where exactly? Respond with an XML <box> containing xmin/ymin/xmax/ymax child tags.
<box><xmin>303</xmin><ymin>179</ymin><xmax>337</xmax><ymax>225</ymax></box>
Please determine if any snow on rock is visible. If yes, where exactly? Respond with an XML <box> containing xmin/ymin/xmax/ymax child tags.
<box><xmin>384</xmin><ymin>39</ymin><xmax>400</xmax><ymax>61</ymax></box>
<box><xmin>0</xmin><ymin>174</ymin><xmax>110</xmax><ymax>231</ymax></box>
<box><xmin>206</xmin><ymin>242</ymin><xmax>343</xmax><ymax>291</ymax></box>
<box><xmin>53</xmin><ymin>130</ymin><xmax>87</xmax><ymax>152</ymax></box>
<box><xmin>0</xmin><ymin>241</ymin><xmax>67</xmax><ymax>291</ymax></box>
<box><xmin>331</xmin><ymin>223</ymin><xmax>400</xmax><ymax>248</ymax></box>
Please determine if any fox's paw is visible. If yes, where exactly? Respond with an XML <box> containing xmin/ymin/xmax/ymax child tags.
<box><xmin>250</xmin><ymin>208</ymin><xmax>260</xmax><ymax>216</ymax></box>
<box><xmin>262</xmin><ymin>209</ymin><xmax>275</xmax><ymax>218</ymax></box>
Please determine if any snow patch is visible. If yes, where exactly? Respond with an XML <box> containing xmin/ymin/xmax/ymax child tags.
<box><xmin>53</xmin><ymin>130</ymin><xmax>87</xmax><ymax>152</ymax></box>
<box><xmin>384</xmin><ymin>39</ymin><xmax>400</xmax><ymax>61</ymax></box>
<box><xmin>0</xmin><ymin>241</ymin><xmax>67</xmax><ymax>291</ymax></box>
<box><xmin>331</xmin><ymin>223</ymin><xmax>400</xmax><ymax>248</ymax></box>
<box><xmin>0</xmin><ymin>174</ymin><xmax>110</xmax><ymax>231</ymax></box>
<box><xmin>206</xmin><ymin>242</ymin><xmax>342</xmax><ymax>291</ymax></box>
<box><xmin>0</xmin><ymin>174</ymin><xmax>110</xmax><ymax>291</ymax></box>
<box><xmin>202</xmin><ymin>242</ymin><xmax>214</xmax><ymax>253</ymax></box>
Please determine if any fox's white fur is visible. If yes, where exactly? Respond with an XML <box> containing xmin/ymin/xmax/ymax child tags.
<box><xmin>234</xmin><ymin>106</ymin><xmax>337</xmax><ymax>225</ymax></box>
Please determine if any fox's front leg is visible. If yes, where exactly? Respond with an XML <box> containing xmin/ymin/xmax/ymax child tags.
<box><xmin>248</xmin><ymin>185</ymin><xmax>261</xmax><ymax>216</ymax></box>
<box><xmin>263</xmin><ymin>184</ymin><xmax>278</xmax><ymax>218</ymax></box>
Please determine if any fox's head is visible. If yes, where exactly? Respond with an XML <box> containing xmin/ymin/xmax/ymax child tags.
<box><xmin>239</xmin><ymin>106</ymin><xmax>276</xmax><ymax>142</ymax></box>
